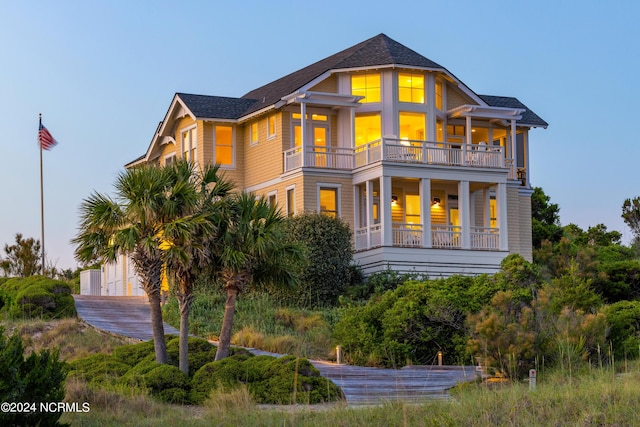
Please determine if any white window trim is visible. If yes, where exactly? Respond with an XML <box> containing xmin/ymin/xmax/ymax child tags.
<box><xmin>285</xmin><ymin>184</ymin><xmax>296</xmax><ymax>217</ymax></box>
<box><xmin>267</xmin><ymin>115</ymin><xmax>276</xmax><ymax>140</ymax></box>
<box><xmin>317</xmin><ymin>182</ymin><xmax>342</xmax><ymax>217</ymax></box>
<box><xmin>214</xmin><ymin>125</ymin><xmax>236</xmax><ymax>169</ymax></box>
<box><xmin>163</xmin><ymin>153</ymin><xmax>176</xmax><ymax>166</ymax></box>
<box><xmin>250</xmin><ymin>122</ymin><xmax>259</xmax><ymax>146</ymax></box>
<box><xmin>267</xmin><ymin>190</ymin><xmax>278</xmax><ymax>210</ymax></box>
<box><xmin>180</xmin><ymin>125</ymin><xmax>197</xmax><ymax>162</ymax></box>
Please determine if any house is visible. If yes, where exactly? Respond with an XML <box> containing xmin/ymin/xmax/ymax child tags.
<box><xmin>113</xmin><ymin>33</ymin><xmax>547</xmax><ymax>287</ymax></box>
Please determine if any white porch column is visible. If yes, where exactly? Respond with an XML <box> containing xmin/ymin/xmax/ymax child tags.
<box><xmin>381</xmin><ymin>176</ymin><xmax>392</xmax><ymax>246</ymax></box>
<box><xmin>463</xmin><ymin>115</ymin><xmax>472</xmax><ymax>165</ymax></box>
<box><xmin>366</xmin><ymin>180</ymin><xmax>373</xmax><ymax>249</ymax></box>
<box><xmin>300</xmin><ymin>102</ymin><xmax>307</xmax><ymax>166</ymax></box>
<box><xmin>459</xmin><ymin>180</ymin><xmax>471</xmax><ymax>249</ymax></box>
<box><xmin>421</xmin><ymin>178</ymin><xmax>432</xmax><ymax>247</ymax></box>
<box><xmin>510</xmin><ymin>119</ymin><xmax>517</xmax><ymax>178</ymax></box>
<box><xmin>498</xmin><ymin>182</ymin><xmax>508</xmax><ymax>250</ymax></box>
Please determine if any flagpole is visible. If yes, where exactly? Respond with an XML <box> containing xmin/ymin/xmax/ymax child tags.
<box><xmin>39</xmin><ymin>113</ymin><xmax>46</xmax><ymax>275</ymax></box>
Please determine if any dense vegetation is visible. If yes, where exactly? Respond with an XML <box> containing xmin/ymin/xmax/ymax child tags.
<box><xmin>68</xmin><ymin>335</ymin><xmax>342</xmax><ymax>405</ymax></box>
<box><xmin>0</xmin><ymin>326</ymin><xmax>68</xmax><ymax>427</ymax></box>
<box><xmin>0</xmin><ymin>276</ymin><xmax>75</xmax><ymax>319</ymax></box>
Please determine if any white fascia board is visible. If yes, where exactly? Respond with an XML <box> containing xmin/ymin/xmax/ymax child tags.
<box><xmin>448</xmin><ymin>104</ymin><xmax>524</xmax><ymax>120</ymax></box>
<box><xmin>143</xmin><ymin>95</ymin><xmax>196</xmax><ymax>163</ymax></box>
<box><xmin>238</xmin><ymin>105</ymin><xmax>277</xmax><ymax>123</ymax></box>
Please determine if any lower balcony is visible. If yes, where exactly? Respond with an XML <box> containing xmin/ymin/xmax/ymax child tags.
<box><xmin>355</xmin><ymin>223</ymin><xmax>500</xmax><ymax>251</ymax></box>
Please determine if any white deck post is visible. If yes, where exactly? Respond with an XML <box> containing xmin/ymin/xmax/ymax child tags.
<box><xmin>421</xmin><ymin>178</ymin><xmax>432</xmax><ymax>247</ymax></box>
<box><xmin>460</xmin><ymin>180</ymin><xmax>471</xmax><ymax>249</ymax></box>
<box><xmin>498</xmin><ymin>182</ymin><xmax>508</xmax><ymax>250</ymax></box>
<box><xmin>381</xmin><ymin>176</ymin><xmax>392</xmax><ymax>246</ymax></box>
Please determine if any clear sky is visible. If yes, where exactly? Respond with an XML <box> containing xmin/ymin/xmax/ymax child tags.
<box><xmin>1</xmin><ymin>0</ymin><xmax>638</xmax><ymax>270</ymax></box>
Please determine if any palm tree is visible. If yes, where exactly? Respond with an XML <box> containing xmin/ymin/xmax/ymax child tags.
<box><xmin>214</xmin><ymin>192</ymin><xmax>302</xmax><ymax>361</ymax></box>
<box><xmin>161</xmin><ymin>160</ymin><xmax>233</xmax><ymax>374</ymax></box>
<box><xmin>73</xmin><ymin>164</ymin><xmax>183</xmax><ymax>364</ymax></box>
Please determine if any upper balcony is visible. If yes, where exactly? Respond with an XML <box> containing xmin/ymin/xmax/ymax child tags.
<box><xmin>284</xmin><ymin>137</ymin><xmax>518</xmax><ymax>177</ymax></box>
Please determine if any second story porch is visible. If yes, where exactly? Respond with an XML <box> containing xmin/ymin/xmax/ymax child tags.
<box><xmin>284</xmin><ymin>137</ymin><xmax>522</xmax><ymax>180</ymax></box>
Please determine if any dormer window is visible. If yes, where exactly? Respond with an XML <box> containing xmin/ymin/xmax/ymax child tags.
<box><xmin>398</xmin><ymin>72</ymin><xmax>424</xmax><ymax>104</ymax></box>
<box><xmin>351</xmin><ymin>73</ymin><xmax>380</xmax><ymax>103</ymax></box>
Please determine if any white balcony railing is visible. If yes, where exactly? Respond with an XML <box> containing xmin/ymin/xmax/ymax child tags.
<box><xmin>392</xmin><ymin>223</ymin><xmax>422</xmax><ymax>247</ymax></box>
<box><xmin>471</xmin><ymin>227</ymin><xmax>500</xmax><ymax>250</ymax></box>
<box><xmin>432</xmin><ymin>225</ymin><xmax>462</xmax><ymax>249</ymax></box>
<box><xmin>355</xmin><ymin>223</ymin><xmax>499</xmax><ymax>251</ymax></box>
<box><xmin>285</xmin><ymin>138</ymin><xmax>507</xmax><ymax>172</ymax></box>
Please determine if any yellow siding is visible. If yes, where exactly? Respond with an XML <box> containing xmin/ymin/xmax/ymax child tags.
<box><xmin>446</xmin><ymin>84</ymin><xmax>472</xmax><ymax>110</ymax></box>
<box><xmin>301</xmin><ymin>175</ymin><xmax>355</xmax><ymax>229</ymax></box>
<box><xmin>518</xmin><ymin>193</ymin><xmax>533</xmax><ymax>261</ymax></box>
<box><xmin>243</xmin><ymin>112</ymin><xmax>284</xmax><ymax>188</ymax></box>
<box><xmin>507</xmin><ymin>185</ymin><xmax>521</xmax><ymax>255</ymax></box>
<box><xmin>310</xmin><ymin>74</ymin><xmax>338</xmax><ymax>93</ymax></box>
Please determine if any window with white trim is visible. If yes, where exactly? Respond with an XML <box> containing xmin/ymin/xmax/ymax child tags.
<box><xmin>286</xmin><ymin>186</ymin><xmax>295</xmax><ymax>217</ymax></box>
<box><xmin>318</xmin><ymin>184</ymin><xmax>341</xmax><ymax>218</ymax></box>
<box><xmin>267</xmin><ymin>191</ymin><xmax>277</xmax><ymax>209</ymax></box>
<box><xmin>267</xmin><ymin>115</ymin><xmax>276</xmax><ymax>139</ymax></box>
<box><xmin>164</xmin><ymin>153</ymin><xmax>176</xmax><ymax>166</ymax></box>
<box><xmin>250</xmin><ymin>122</ymin><xmax>259</xmax><ymax>145</ymax></box>
<box><xmin>181</xmin><ymin>127</ymin><xmax>197</xmax><ymax>162</ymax></box>
<box><xmin>214</xmin><ymin>125</ymin><xmax>234</xmax><ymax>167</ymax></box>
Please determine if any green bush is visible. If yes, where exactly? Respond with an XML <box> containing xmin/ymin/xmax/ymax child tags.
<box><xmin>112</xmin><ymin>340</ymin><xmax>156</xmax><ymax>367</ymax></box>
<box><xmin>284</xmin><ymin>213</ymin><xmax>355</xmax><ymax>308</ymax></box>
<box><xmin>0</xmin><ymin>327</ymin><xmax>68</xmax><ymax>427</ymax></box>
<box><xmin>190</xmin><ymin>354</ymin><xmax>343</xmax><ymax>405</ymax></box>
<box><xmin>143</xmin><ymin>364</ymin><xmax>189</xmax><ymax>404</ymax></box>
<box><xmin>0</xmin><ymin>276</ymin><xmax>75</xmax><ymax>319</ymax></box>
<box><xmin>603</xmin><ymin>300</ymin><xmax>640</xmax><ymax>360</ymax></box>
<box><xmin>68</xmin><ymin>353</ymin><xmax>132</xmax><ymax>386</ymax></box>
<box><xmin>166</xmin><ymin>336</ymin><xmax>217</xmax><ymax>373</ymax></box>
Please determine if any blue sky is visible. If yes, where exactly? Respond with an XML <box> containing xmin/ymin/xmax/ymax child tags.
<box><xmin>1</xmin><ymin>0</ymin><xmax>638</xmax><ymax>270</ymax></box>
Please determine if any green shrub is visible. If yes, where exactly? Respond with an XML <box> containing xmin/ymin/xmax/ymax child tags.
<box><xmin>68</xmin><ymin>353</ymin><xmax>132</xmax><ymax>386</ymax></box>
<box><xmin>0</xmin><ymin>327</ymin><xmax>68</xmax><ymax>427</ymax></box>
<box><xmin>190</xmin><ymin>354</ymin><xmax>343</xmax><ymax>405</ymax></box>
<box><xmin>284</xmin><ymin>213</ymin><xmax>355</xmax><ymax>308</ymax></box>
<box><xmin>112</xmin><ymin>340</ymin><xmax>156</xmax><ymax>366</ymax></box>
<box><xmin>603</xmin><ymin>300</ymin><xmax>640</xmax><ymax>360</ymax></box>
<box><xmin>143</xmin><ymin>364</ymin><xmax>189</xmax><ymax>404</ymax></box>
<box><xmin>0</xmin><ymin>276</ymin><xmax>75</xmax><ymax>319</ymax></box>
<box><xmin>166</xmin><ymin>336</ymin><xmax>217</xmax><ymax>373</ymax></box>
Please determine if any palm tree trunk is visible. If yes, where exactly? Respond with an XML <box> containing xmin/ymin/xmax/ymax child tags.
<box><xmin>215</xmin><ymin>286</ymin><xmax>238</xmax><ymax>361</ymax></box>
<box><xmin>177</xmin><ymin>292</ymin><xmax>193</xmax><ymax>375</ymax></box>
<box><xmin>148</xmin><ymin>290</ymin><xmax>168</xmax><ymax>364</ymax></box>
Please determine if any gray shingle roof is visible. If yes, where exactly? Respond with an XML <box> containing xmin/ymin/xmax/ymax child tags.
<box><xmin>479</xmin><ymin>95</ymin><xmax>548</xmax><ymax>128</ymax></box>
<box><xmin>172</xmin><ymin>35</ymin><xmax>546</xmax><ymax>129</ymax></box>
<box><xmin>240</xmin><ymin>33</ymin><xmax>445</xmax><ymax>115</ymax></box>
<box><xmin>176</xmin><ymin>93</ymin><xmax>258</xmax><ymax>120</ymax></box>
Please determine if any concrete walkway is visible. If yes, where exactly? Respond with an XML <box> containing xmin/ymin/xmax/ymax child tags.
<box><xmin>73</xmin><ymin>295</ymin><xmax>480</xmax><ymax>405</ymax></box>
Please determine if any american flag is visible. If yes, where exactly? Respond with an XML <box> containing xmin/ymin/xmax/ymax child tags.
<box><xmin>38</xmin><ymin>122</ymin><xmax>58</xmax><ymax>150</ymax></box>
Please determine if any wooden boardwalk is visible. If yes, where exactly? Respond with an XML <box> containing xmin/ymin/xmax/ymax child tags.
<box><xmin>73</xmin><ymin>295</ymin><xmax>480</xmax><ymax>405</ymax></box>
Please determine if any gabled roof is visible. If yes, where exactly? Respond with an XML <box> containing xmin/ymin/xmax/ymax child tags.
<box><xmin>240</xmin><ymin>33</ymin><xmax>445</xmax><ymax>115</ymax></box>
<box><xmin>479</xmin><ymin>95</ymin><xmax>548</xmax><ymax>128</ymax></box>
<box><xmin>176</xmin><ymin>93</ymin><xmax>258</xmax><ymax>120</ymax></box>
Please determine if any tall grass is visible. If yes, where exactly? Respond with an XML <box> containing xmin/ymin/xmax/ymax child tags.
<box><xmin>60</xmin><ymin>360</ymin><xmax>640</xmax><ymax>426</ymax></box>
<box><xmin>162</xmin><ymin>292</ymin><xmax>338</xmax><ymax>359</ymax></box>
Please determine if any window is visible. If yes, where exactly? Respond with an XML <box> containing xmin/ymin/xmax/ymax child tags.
<box><xmin>405</xmin><ymin>194</ymin><xmax>421</xmax><ymax>225</ymax></box>
<box><xmin>351</xmin><ymin>73</ymin><xmax>380</xmax><ymax>103</ymax></box>
<box><xmin>319</xmin><ymin>187</ymin><xmax>339</xmax><ymax>217</ymax></box>
<box><xmin>286</xmin><ymin>187</ymin><xmax>295</xmax><ymax>217</ymax></box>
<box><xmin>399</xmin><ymin>112</ymin><xmax>426</xmax><ymax>141</ymax></box>
<box><xmin>398</xmin><ymin>72</ymin><xmax>424</xmax><ymax>103</ymax></box>
<box><xmin>291</xmin><ymin>113</ymin><xmax>329</xmax><ymax>148</ymax></box>
<box><xmin>214</xmin><ymin>126</ymin><xmax>233</xmax><ymax>166</ymax></box>
<box><xmin>291</xmin><ymin>113</ymin><xmax>327</xmax><ymax>121</ymax></box>
<box><xmin>435</xmin><ymin>80</ymin><xmax>443</xmax><ymax>110</ymax></box>
<box><xmin>354</xmin><ymin>113</ymin><xmax>381</xmax><ymax>146</ymax></box>
<box><xmin>267</xmin><ymin>115</ymin><xmax>276</xmax><ymax>138</ymax></box>
<box><xmin>250</xmin><ymin>122</ymin><xmax>259</xmax><ymax>145</ymax></box>
<box><xmin>436</xmin><ymin>118</ymin><xmax>444</xmax><ymax>142</ymax></box>
<box><xmin>267</xmin><ymin>191</ymin><xmax>277</xmax><ymax>209</ymax></box>
<box><xmin>447</xmin><ymin>124</ymin><xmax>465</xmax><ymax>144</ymax></box>
<box><xmin>164</xmin><ymin>154</ymin><xmax>176</xmax><ymax>166</ymax></box>
<box><xmin>181</xmin><ymin>127</ymin><xmax>197</xmax><ymax>162</ymax></box>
